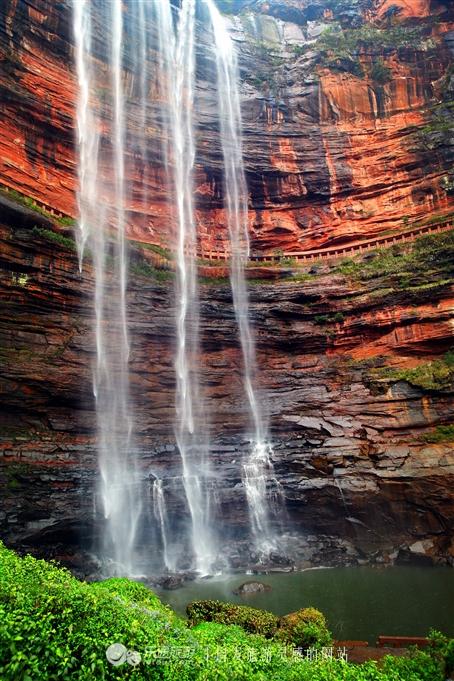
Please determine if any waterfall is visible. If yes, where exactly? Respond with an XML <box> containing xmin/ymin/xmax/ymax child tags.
<box><xmin>152</xmin><ymin>479</ymin><xmax>173</xmax><ymax>572</ymax></box>
<box><xmin>73</xmin><ymin>0</ymin><xmax>142</xmax><ymax>576</ymax></box>
<box><xmin>154</xmin><ymin>0</ymin><xmax>215</xmax><ymax>574</ymax></box>
<box><xmin>204</xmin><ymin>0</ymin><xmax>282</xmax><ymax>554</ymax></box>
<box><xmin>73</xmin><ymin>0</ymin><xmax>283</xmax><ymax>575</ymax></box>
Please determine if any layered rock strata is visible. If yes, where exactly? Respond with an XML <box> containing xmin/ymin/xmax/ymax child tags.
<box><xmin>0</xmin><ymin>0</ymin><xmax>453</xmax><ymax>253</ymax></box>
<box><xmin>1</xmin><ymin>203</ymin><xmax>453</xmax><ymax>573</ymax></box>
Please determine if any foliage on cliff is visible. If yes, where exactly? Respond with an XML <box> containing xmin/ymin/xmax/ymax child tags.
<box><xmin>373</xmin><ymin>351</ymin><xmax>454</xmax><ymax>392</ymax></box>
<box><xmin>317</xmin><ymin>24</ymin><xmax>427</xmax><ymax>77</ymax></box>
<box><xmin>0</xmin><ymin>543</ymin><xmax>450</xmax><ymax>680</ymax></box>
<box><xmin>335</xmin><ymin>229</ymin><xmax>454</xmax><ymax>289</ymax></box>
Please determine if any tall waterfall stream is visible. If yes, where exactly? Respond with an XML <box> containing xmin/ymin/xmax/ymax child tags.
<box><xmin>73</xmin><ymin>0</ymin><xmax>284</xmax><ymax>576</ymax></box>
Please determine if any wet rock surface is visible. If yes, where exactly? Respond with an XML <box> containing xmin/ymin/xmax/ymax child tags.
<box><xmin>233</xmin><ymin>581</ymin><xmax>272</xmax><ymax>595</ymax></box>
<box><xmin>0</xmin><ymin>210</ymin><xmax>453</xmax><ymax>573</ymax></box>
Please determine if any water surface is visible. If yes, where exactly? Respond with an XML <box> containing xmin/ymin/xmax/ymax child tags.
<box><xmin>157</xmin><ymin>566</ymin><xmax>454</xmax><ymax>643</ymax></box>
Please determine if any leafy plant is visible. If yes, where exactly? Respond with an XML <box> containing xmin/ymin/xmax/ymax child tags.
<box><xmin>0</xmin><ymin>543</ymin><xmax>450</xmax><ymax>680</ymax></box>
<box><xmin>277</xmin><ymin>608</ymin><xmax>332</xmax><ymax>650</ymax></box>
<box><xmin>187</xmin><ymin>600</ymin><xmax>279</xmax><ymax>638</ymax></box>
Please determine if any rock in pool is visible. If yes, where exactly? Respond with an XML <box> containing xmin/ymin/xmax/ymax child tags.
<box><xmin>233</xmin><ymin>581</ymin><xmax>272</xmax><ymax>596</ymax></box>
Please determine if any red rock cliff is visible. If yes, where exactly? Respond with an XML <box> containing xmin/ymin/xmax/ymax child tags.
<box><xmin>0</xmin><ymin>0</ymin><xmax>453</xmax><ymax>253</ymax></box>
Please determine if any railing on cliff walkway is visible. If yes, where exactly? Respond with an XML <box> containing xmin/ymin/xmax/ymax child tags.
<box><xmin>1</xmin><ymin>182</ymin><xmax>452</xmax><ymax>265</ymax></box>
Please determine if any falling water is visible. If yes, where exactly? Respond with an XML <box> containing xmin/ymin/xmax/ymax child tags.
<box><xmin>152</xmin><ymin>479</ymin><xmax>173</xmax><ymax>572</ymax></box>
<box><xmin>205</xmin><ymin>0</ymin><xmax>282</xmax><ymax>553</ymax></box>
<box><xmin>74</xmin><ymin>0</ymin><xmax>283</xmax><ymax>574</ymax></box>
<box><xmin>154</xmin><ymin>0</ymin><xmax>215</xmax><ymax>574</ymax></box>
<box><xmin>73</xmin><ymin>0</ymin><xmax>142</xmax><ymax>575</ymax></box>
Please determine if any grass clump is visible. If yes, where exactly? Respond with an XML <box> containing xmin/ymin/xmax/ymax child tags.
<box><xmin>130</xmin><ymin>261</ymin><xmax>174</xmax><ymax>282</ymax></box>
<box><xmin>419</xmin><ymin>424</ymin><xmax>454</xmax><ymax>443</ymax></box>
<box><xmin>372</xmin><ymin>350</ymin><xmax>454</xmax><ymax>392</ymax></box>
<box><xmin>333</xmin><ymin>229</ymin><xmax>454</xmax><ymax>286</ymax></box>
<box><xmin>32</xmin><ymin>226</ymin><xmax>76</xmax><ymax>251</ymax></box>
<box><xmin>138</xmin><ymin>242</ymin><xmax>173</xmax><ymax>260</ymax></box>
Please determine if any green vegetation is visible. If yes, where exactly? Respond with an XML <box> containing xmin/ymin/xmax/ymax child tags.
<box><xmin>130</xmin><ymin>260</ymin><xmax>174</xmax><ymax>283</ymax></box>
<box><xmin>135</xmin><ymin>242</ymin><xmax>174</xmax><ymax>261</ymax></box>
<box><xmin>314</xmin><ymin>312</ymin><xmax>345</xmax><ymax>325</ymax></box>
<box><xmin>187</xmin><ymin>600</ymin><xmax>279</xmax><ymax>638</ymax></box>
<box><xmin>187</xmin><ymin>601</ymin><xmax>332</xmax><ymax>650</ymax></box>
<box><xmin>199</xmin><ymin>275</ymin><xmax>229</xmax><ymax>286</ymax></box>
<box><xmin>333</xmin><ymin>229</ymin><xmax>454</xmax><ymax>289</ymax></box>
<box><xmin>440</xmin><ymin>170</ymin><xmax>454</xmax><ymax>195</ymax></box>
<box><xmin>32</xmin><ymin>226</ymin><xmax>76</xmax><ymax>251</ymax></box>
<box><xmin>416</xmin><ymin>101</ymin><xmax>454</xmax><ymax>152</ymax></box>
<box><xmin>1</xmin><ymin>188</ymin><xmax>76</xmax><ymax>228</ymax></box>
<box><xmin>290</xmin><ymin>44</ymin><xmax>306</xmax><ymax>58</ymax></box>
<box><xmin>4</xmin><ymin>463</ymin><xmax>32</xmax><ymax>491</ymax></box>
<box><xmin>243</xmin><ymin>38</ymin><xmax>285</xmax><ymax>94</ymax></box>
<box><xmin>10</xmin><ymin>272</ymin><xmax>29</xmax><ymax>287</ymax></box>
<box><xmin>277</xmin><ymin>608</ymin><xmax>332</xmax><ymax>650</ymax></box>
<box><xmin>0</xmin><ymin>543</ymin><xmax>450</xmax><ymax>680</ymax></box>
<box><xmin>316</xmin><ymin>24</ymin><xmax>426</xmax><ymax>78</ymax></box>
<box><xmin>415</xmin><ymin>63</ymin><xmax>454</xmax><ymax>154</ymax></box>
<box><xmin>419</xmin><ymin>424</ymin><xmax>454</xmax><ymax>443</ymax></box>
<box><xmin>429</xmin><ymin>630</ymin><xmax>454</xmax><ymax>678</ymax></box>
<box><xmin>369</xmin><ymin>59</ymin><xmax>392</xmax><ymax>84</ymax></box>
<box><xmin>371</xmin><ymin>350</ymin><xmax>454</xmax><ymax>392</ymax></box>
<box><xmin>318</xmin><ymin>24</ymin><xmax>425</xmax><ymax>56</ymax></box>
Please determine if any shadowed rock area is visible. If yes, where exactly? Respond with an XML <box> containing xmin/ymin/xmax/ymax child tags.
<box><xmin>1</xmin><ymin>201</ymin><xmax>453</xmax><ymax>576</ymax></box>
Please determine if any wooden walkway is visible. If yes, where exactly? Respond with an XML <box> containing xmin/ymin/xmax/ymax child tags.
<box><xmin>202</xmin><ymin>218</ymin><xmax>453</xmax><ymax>263</ymax></box>
<box><xmin>1</xmin><ymin>182</ymin><xmax>452</xmax><ymax>265</ymax></box>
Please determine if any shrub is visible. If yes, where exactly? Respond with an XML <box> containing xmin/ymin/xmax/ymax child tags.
<box><xmin>370</xmin><ymin>59</ymin><xmax>392</xmax><ymax>84</ymax></box>
<box><xmin>277</xmin><ymin>608</ymin><xmax>332</xmax><ymax>650</ymax></box>
<box><xmin>0</xmin><ymin>543</ymin><xmax>449</xmax><ymax>681</ymax></box>
<box><xmin>186</xmin><ymin>600</ymin><xmax>279</xmax><ymax>638</ymax></box>
<box><xmin>314</xmin><ymin>315</ymin><xmax>330</xmax><ymax>325</ymax></box>
<box><xmin>429</xmin><ymin>629</ymin><xmax>454</xmax><ymax>677</ymax></box>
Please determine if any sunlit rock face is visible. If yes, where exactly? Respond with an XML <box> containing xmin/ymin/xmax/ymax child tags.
<box><xmin>0</xmin><ymin>0</ymin><xmax>453</xmax><ymax>253</ymax></box>
<box><xmin>0</xmin><ymin>209</ymin><xmax>453</xmax><ymax>573</ymax></box>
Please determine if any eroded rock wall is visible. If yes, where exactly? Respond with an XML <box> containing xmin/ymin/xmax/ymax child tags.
<box><xmin>0</xmin><ymin>0</ymin><xmax>453</xmax><ymax>253</ymax></box>
<box><xmin>1</xmin><ymin>204</ymin><xmax>452</xmax><ymax>572</ymax></box>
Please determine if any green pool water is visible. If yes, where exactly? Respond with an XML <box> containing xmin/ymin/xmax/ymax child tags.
<box><xmin>157</xmin><ymin>566</ymin><xmax>454</xmax><ymax>643</ymax></box>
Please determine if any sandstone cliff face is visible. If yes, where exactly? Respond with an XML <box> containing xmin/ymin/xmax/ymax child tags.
<box><xmin>0</xmin><ymin>0</ymin><xmax>453</xmax><ymax>254</ymax></box>
<box><xmin>1</xmin><ymin>201</ymin><xmax>453</xmax><ymax>572</ymax></box>
<box><xmin>0</xmin><ymin>0</ymin><xmax>453</xmax><ymax>574</ymax></box>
